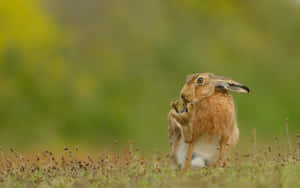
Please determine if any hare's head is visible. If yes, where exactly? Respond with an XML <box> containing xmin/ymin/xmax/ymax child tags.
<box><xmin>180</xmin><ymin>73</ymin><xmax>250</xmax><ymax>105</ymax></box>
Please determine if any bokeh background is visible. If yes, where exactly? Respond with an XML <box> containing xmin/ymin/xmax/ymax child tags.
<box><xmin>1</xmin><ymin>0</ymin><xmax>300</xmax><ymax>151</ymax></box>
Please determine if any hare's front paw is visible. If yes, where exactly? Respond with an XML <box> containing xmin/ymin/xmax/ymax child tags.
<box><xmin>170</xmin><ymin>100</ymin><xmax>180</xmax><ymax>112</ymax></box>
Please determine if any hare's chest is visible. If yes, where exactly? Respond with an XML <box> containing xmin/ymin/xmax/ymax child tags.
<box><xmin>193</xmin><ymin>102</ymin><xmax>236</xmax><ymax>135</ymax></box>
<box><xmin>176</xmin><ymin>135</ymin><xmax>220</xmax><ymax>169</ymax></box>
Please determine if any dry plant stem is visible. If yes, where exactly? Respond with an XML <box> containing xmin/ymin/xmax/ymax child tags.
<box><xmin>1</xmin><ymin>141</ymin><xmax>300</xmax><ymax>187</ymax></box>
<box><xmin>297</xmin><ymin>135</ymin><xmax>300</xmax><ymax>159</ymax></box>
<box><xmin>274</xmin><ymin>136</ymin><xmax>281</xmax><ymax>155</ymax></box>
<box><xmin>0</xmin><ymin>149</ymin><xmax>4</xmax><ymax>169</ymax></box>
<box><xmin>253</xmin><ymin>129</ymin><xmax>257</xmax><ymax>163</ymax></box>
<box><xmin>285</xmin><ymin>118</ymin><xmax>291</xmax><ymax>153</ymax></box>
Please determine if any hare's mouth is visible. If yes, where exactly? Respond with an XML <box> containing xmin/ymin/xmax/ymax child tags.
<box><xmin>181</xmin><ymin>96</ymin><xmax>190</xmax><ymax>106</ymax></box>
<box><xmin>180</xmin><ymin>95</ymin><xmax>192</xmax><ymax>112</ymax></box>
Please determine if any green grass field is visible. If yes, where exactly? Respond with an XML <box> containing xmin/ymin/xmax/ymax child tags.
<box><xmin>1</xmin><ymin>135</ymin><xmax>300</xmax><ymax>188</ymax></box>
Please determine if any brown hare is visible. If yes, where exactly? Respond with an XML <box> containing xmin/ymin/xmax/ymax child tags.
<box><xmin>168</xmin><ymin>73</ymin><xmax>250</xmax><ymax>170</ymax></box>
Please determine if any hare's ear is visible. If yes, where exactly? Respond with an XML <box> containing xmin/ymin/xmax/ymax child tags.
<box><xmin>213</xmin><ymin>76</ymin><xmax>250</xmax><ymax>94</ymax></box>
<box><xmin>185</xmin><ymin>73</ymin><xmax>199</xmax><ymax>84</ymax></box>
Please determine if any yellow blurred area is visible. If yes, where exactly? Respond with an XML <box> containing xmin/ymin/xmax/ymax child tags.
<box><xmin>0</xmin><ymin>0</ymin><xmax>57</xmax><ymax>51</ymax></box>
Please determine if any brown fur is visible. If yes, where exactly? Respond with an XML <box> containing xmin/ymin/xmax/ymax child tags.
<box><xmin>168</xmin><ymin>110</ymin><xmax>181</xmax><ymax>165</ymax></box>
<box><xmin>168</xmin><ymin>73</ymin><xmax>248</xmax><ymax>170</ymax></box>
<box><xmin>191</xmin><ymin>91</ymin><xmax>236</xmax><ymax>137</ymax></box>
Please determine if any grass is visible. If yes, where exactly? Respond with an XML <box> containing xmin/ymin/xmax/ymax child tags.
<box><xmin>0</xmin><ymin>136</ymin><xmax>300</xmax><ymax>188</ymax></box>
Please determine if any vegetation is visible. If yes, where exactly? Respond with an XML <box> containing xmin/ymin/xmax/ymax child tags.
<box><xmin>0</xmin><ymin>133</ymin><xmax>300</xmax><ymax>188</ymax></box>
<box><xmin>1</xmin><ymin>0</ymin><xmax>300</xmax><ymax>159</ymax></box>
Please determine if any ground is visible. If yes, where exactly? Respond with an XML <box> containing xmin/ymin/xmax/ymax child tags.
<box><xmin>0</xmin><ymin>138</ymin><xmax>300</xmax><ymax>188</ymax></box>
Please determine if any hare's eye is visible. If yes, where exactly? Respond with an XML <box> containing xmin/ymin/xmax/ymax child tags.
<box><xmin>197</xmin><ymin>77</ymin><xmax>204</xmax><ymax>84</ymax></box>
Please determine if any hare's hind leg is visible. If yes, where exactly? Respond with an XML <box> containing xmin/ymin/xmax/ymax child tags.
<box><xmin>226</xmin><ymin>126</ymin><xmax>239</xmax><ymax>154</ymax></box>
<box><xmin>216</xmin><ymin>135</ymin><xmax>230</xmax><ymax>167</ymax></box>
<box><xmin>216</xmin><ymin>126</ymin><xmax>239</xmax><ymax>167</ymax></box>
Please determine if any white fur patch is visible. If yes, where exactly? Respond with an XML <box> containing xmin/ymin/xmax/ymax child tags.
<box><xmin>176</xmin><ymin>136</ymin><xmax>189</xmax><ymax>168</ymax></box>
<box><xmin>175</xmin><ymin>134</ymin><xmax>220</xmax><ymax>169</ymax></box>
<box><xmin>191</xmin><ymin>156</ymin><xmax>206</xmax><ymax>169</ymax></box>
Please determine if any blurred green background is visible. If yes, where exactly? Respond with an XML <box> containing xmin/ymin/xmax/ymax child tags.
<box><xmin>0</xmin><ymin>0</ymin><xmax>300</xmax><ymax>151</ymax></box>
